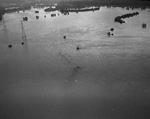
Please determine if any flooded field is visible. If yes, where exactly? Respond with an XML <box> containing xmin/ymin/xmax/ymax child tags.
<box><xmin>0</xmin><ymin>4</ymin><xmax>150</xmax><ymax>119</ymax></box>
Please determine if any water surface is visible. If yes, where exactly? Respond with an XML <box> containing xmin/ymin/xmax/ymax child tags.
<box><xmin>0</xmin><ymin>6</ymin><xmax>150</xmax><ymax>119</ymax></box>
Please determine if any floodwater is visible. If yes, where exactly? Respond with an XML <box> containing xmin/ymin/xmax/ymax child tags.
<box><xmin>0</xmin><ymin>6</ymin><xmax>150</xmax><ymax>119</ymax></box>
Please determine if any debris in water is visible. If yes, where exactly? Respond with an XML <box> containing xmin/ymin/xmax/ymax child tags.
<box><xmin>63</xmin><ymin>12</ymin><xmax>69</xmax><ymax>15</ymax></box>
<box><xmin>107</xmin><ymin>32</ymin><xmax>111</xmax><ymax>36</ymax></box>
<box><xmin>51</xmin><ymin>14</ymin><xmax>56</xmax><ymax>17</ymax></box>
<box><xmin>21</xmin><ymin>42</ymin><xmax>24</xmax><ymax>45</ymax></box>
<box><xmin>44</xmin><ymin>15</ymin><xmax>46</xmax><ymax>18</ymax></box>
<box><xmin>110</xmin><ymin>28</ymin><xmax>114</xmax><ymax>31</ymax></box>
<box><xmin>35</xmin><ymin>11</ymin><xmax>39</xmax><ymax>13</ymax></box>
<box><xmin>63</xmin><ymin>36</ymin><xmax>66</xmax><ymax>39</ymax></box>
<box><xmin>107</xmin><ymin>32</ymin><xmax>113</xmax><ymax>37</ymax></box>
<box><xmin>76</xmin><ymin>46</ymin><xmax>80</xmax><ymax>50</ymax></box>
<box><xmin>8</xmin><ymin>44</ymin><xmax>12</xmax><ymax>48</ymax></box>
<box><xmin>36</xmin><ymin>16</ymin><xmax>39</xmax><ymax>19</ymax></box>
<box><xmin>142</xmin><ymin>23</ymin><xmax>147</xmax><ymax>28</ymax></box>
<box><xmin>76</xmin><ymin>66</ymin><xmax>80</xmax><ymax>69</ymax></box>
<box><xmin>74</xmin><ymin>66</ymin><xmax>82</xmax><ymax>71</ymax></box>
<box><xmin>23</xmin><ymin>17</ymin><xmax>28</xmax><ymax>21</ymax></box>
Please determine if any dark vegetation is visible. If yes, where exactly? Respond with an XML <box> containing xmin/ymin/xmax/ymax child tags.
<box><xmin>44</xmin><ymin>7</ymin><xmax>58</xmax><ymax>12</ymax></box>
<box><xmin>114</xmin><ymin>12</ymin><xmax>139</xmax><ymax>24</ymax></box>
<box><xmin>0</xmin><ymin>4</ymin><xmax>31</xmax><ymax>21</ymax></box>
<box><xmin>44</xmin><ymin>5</ymin><xmax>100</xmax><ymax>13</ymax></box>
<box><xmin>0</xmin><ymin>0</ymin><xmax>150</xmax><ymax>21</ymax></box>
<box><xmin>60</xmin><ymin>7</ymin><xmax>99</xmax><ymax>13</ymax></box>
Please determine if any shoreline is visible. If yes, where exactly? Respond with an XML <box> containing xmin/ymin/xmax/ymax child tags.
<box><xmin>0</xmin><ymin>1</ymin><xmax>150</xmax><ymax>21</ymax></box>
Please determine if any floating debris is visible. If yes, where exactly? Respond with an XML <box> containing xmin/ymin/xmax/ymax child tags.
<box><xmin>110</xmin><ymin>28</ymin><xmax>114</xmax><ymax>31</ymax></box>
<box><xmin>35</xmin><ymin>11</ymin><xmax>39</xmax><ymax>13</ymax></box>
<box><xmin>63</xmin><ymin>36</ymin><xmax>66</xmax><ymax>39</ymax></box>
<box><xmin>51</xmin><ymin>14</ymin><xmax>56</xmax><ymax>17</ymax></box>
<box><xmin>74</xmin><ymin>66</ymin><xmax>82</xmax><ymax>71</ymax></box>
<box><xmin>23</xmin><ymin>17</ymin><xmax>28</xmax><ymax>21</ymax></box>
<box><xmin>36</xmin><ymin>16</ymin><xmax>39</xmax><ymax>19</ymax></box>
<box><xmin>107</xmin><ymin>27</ymin><xmax>115</xmax><ymax>37</ymax></box>
<box><xmin>107</xmin><ymin>32</ymin><xmax>111</xmax><ymax>36</ymax></box>
<box><xmin>21</xmin><ymin>42</ymin><xmax>24</xmax><ymax>45</ymax></box>
<box><xmin>63</xmin><ymin>12</ymin><xmax>69</xmax><ymax>15</ymax></box>
<box><xmin>142</xmin><ymin>23</ymin><xmax>147</xmax><ymax>28</ymax></box>
<box><xmin>8</xmin><ymin>44</ymin><xmax>12</xmax><ymax>48</ymax></box>
<box><xmin>107</xmin><ymin>32</ymin><xmax>114</xmax><ymax>37</ymax></box>
<box><xmin>44</xmin><ymin>15</ymin><xmax>46</xmax><ymax>18</ymax></box>
<box><xmin>76</xmin><ymin>46</ymin><xmax>80</xmax><ymax>51</ymax></box>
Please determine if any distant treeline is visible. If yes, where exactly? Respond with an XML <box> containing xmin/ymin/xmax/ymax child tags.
<box><xmin>114</xmin><ymin>12</ymin><xmax>139</xmax><ymax>24</ymax></box>
<box><xmin>0</xmin><ymin>0</ymin><xmax>150</xmax><ymax>21</ymax></box>
<box><xmin>0</xmin><ymin>0</ymin><xmax>150</xmax><ymax>5</ymax></box>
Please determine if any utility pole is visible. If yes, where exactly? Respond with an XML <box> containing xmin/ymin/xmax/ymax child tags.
<box><xmin>20</xmin><ymin>20</ymin><xmax>27</xmax><ymax>45</ymax></box>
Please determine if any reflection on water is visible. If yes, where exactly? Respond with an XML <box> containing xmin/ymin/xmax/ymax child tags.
<box><xmin>0</xmin><ymin>3</ymin><xmax>150</xmax><ymax>119</ymax></box>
